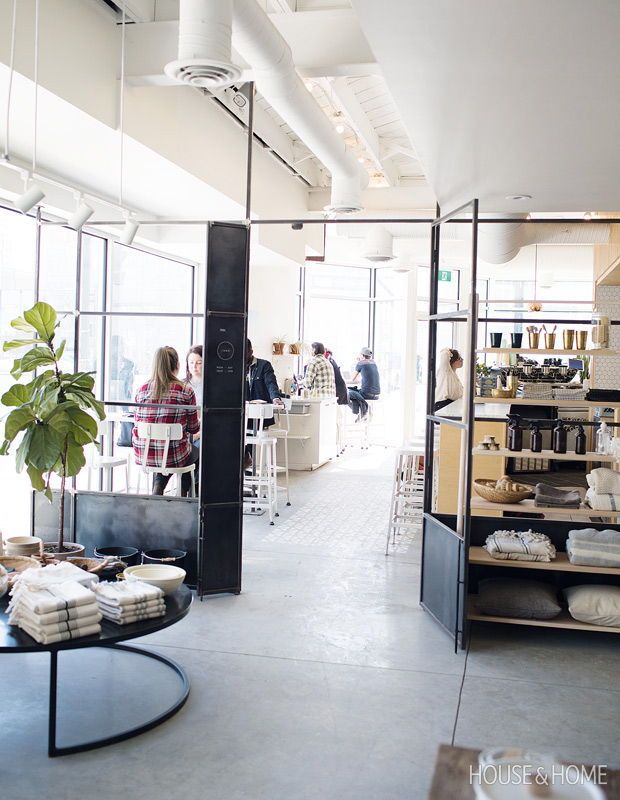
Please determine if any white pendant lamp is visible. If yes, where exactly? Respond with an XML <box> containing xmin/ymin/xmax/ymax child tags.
<box><xmin>67</xmin><ymin>197</ymin><xmax>94</xmax><ymax>230</ymax></box>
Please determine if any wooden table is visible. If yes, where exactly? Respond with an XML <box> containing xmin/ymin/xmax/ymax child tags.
<box><xmin>428</xmin><ymin>744</ymin><xmax>620</xmax><ymax>799</ymax></box>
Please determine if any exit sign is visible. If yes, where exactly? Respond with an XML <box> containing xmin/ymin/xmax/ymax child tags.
<box><xmin>438</xmin><ymin>270</ymin><xmax>452</xmax><ymax>282</ymax></box>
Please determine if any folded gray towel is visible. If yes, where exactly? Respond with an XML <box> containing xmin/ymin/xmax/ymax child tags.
<box><xmin>568</xmin><ymin>528</ymin><xmax>620</xmax><ymax>545</ymax></box>
<box><xmin>567</xmin><ymin>542</ymin><xmax>620</xmax><ymax>568</ymax></box>
<box><xmin>535</xmin><ymin>483</ymin><xmax>580</xmax><ymax>499</ymax></box>
<box><xmin>535</xmin><ymin>493</ymin><xmax>581</xmax><ymax>508</ymax></box>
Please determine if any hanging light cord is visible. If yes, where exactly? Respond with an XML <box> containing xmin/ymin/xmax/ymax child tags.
<box><xmin>3</xmin><ymin>0</ymin><xmax>18</xmax><ymax>160</ymax></box>
<box><xmin>118</xmin><ymin>1</ymin><xmax>126</xmax><ymax>209</ymax></box>
<box><xmin>32</xmin><ymin>0</ymin><xmax>40</xmax><ymax>173</ymax></box>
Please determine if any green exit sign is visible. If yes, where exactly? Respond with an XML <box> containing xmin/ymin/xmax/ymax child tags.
<box><xmin>438</xmin><ymin>270</ymin><xmax>452</xmax><ymax>282</ymax></box>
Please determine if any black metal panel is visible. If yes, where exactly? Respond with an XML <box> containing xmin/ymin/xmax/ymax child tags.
<box><xmin>75</xmin><ymin>493</ymin><xmax>199</xmax><ymax>585</ymax></box>
<box><xmin>420</xmin><ymin>513</ymin><xmax>462</xmax><ymax>639</ymax></box>
<box><xmin>199</xmin><ymin>222</ymin><xmax>249</xmax><ymax>595</ymax></box>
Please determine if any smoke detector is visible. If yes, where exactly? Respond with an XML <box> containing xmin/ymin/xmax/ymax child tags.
<box><xmin>164</xmin><ymin>58</ymin><xmax>242</xmax><ymax>90</ymax></box>
<box><xmin>362</xmin><ymin>226</ymin><xmax>396</xmax><ymax>262</ymax></box>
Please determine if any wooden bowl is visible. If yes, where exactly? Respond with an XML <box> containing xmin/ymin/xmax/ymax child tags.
<box><xmin>0</xmin><ymin>555</ymin><xmax>41</xmax><ymax>573</ymax></box>
<box><xmin>491</xmin><ymin>388</ymin><xmax>513</xmax><ymax>399</ymax></box>
<box><xmin>473</xmin><ymin>479</ymin><xmax>532</xmax><ymax>504</ymax></box>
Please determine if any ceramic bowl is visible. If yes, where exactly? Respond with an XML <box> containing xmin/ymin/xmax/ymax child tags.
<box><xmin>123</xmin><ymin>564</ymin><xmax>186</xmax><ymax>595</ymax></box>
<box><xmin>5</xmin><ymin>535</ymin><xmax>42</xmax><ymax>556</ymax></box>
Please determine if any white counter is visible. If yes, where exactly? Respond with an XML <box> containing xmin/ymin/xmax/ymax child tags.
<box><xmin>277</xmin><ymin>397</ymin><xmax>338</xmax><ymax>470</ymax></box>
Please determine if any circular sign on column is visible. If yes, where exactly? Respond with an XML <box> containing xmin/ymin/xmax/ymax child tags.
<box><xmin>217</xmin><ymin>341</ymin><xmax>234</xmax><ymax>361</ymax></box>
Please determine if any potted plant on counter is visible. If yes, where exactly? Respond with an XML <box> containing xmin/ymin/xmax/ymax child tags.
<box><xmin>272</xmin><ymin>336</ymin><xmax>286</xmax><ymax>356</ymax></box>
<box><xmin>0</xmin><ymin>302</ymin><xmax>105</xmax><ymax>559</ymax></box>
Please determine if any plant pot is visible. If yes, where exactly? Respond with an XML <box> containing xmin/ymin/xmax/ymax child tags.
<box><xmin>288</xmin><ymin>344</ymin><xmax>301</xmax><ymax>355</ymax></box>
<box><xmin>489</xmin><ymin>333</ymin><xmax>503</xmax><ymax>348</ymax></box>
<box><xmin>272</xmin><ymin>342</ymin><xmax>285</xmax><ymax>355</ymax></box>
<box><xmin>94</xmin><ymin>545</ymin><xmax>140</xmax><ymax>566</ymax></box>
<box><xmin>142</xmin><ymin>548</ymin><xmax>187</xmax><ymax>569</ymax></box>
<box><xmin>510</xmin><ymin>333</ymin><xmax>523</xmax><ymax>348</ymax></box>
<box><xmin>43</xmin><ymin>542</ymin><xmax>85</xmax><ymax>561</ymax></box>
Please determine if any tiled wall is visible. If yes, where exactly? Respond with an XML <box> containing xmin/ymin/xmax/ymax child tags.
<box><xmin>593</xmin><ymin>285</ymin><xmax>620</xmax><ymax>389</ymax></box>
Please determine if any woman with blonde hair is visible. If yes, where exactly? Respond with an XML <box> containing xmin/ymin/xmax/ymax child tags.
<box><xmin>133</xmin><ymin>346</ymin><xmax>200</xmax><ymax>496</ymax></box>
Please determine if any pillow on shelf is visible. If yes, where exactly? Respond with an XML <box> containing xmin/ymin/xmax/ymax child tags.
<box><xmin>564</xmin><ymin>585</ymin><xmax>620</xmax><ymax>628</ymax></box>
<box><xmin>476</xmin><ymin>578</ymin><xmax>562</xmax><ymax>620</ymax></box>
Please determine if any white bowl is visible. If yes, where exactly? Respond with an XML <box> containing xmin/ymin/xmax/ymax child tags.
<box><xmin>123</xmin><ymin>564</ymin><xmax>186</xmax><ymax>595</ymax></box>
<box><xmin>5</xmin><ymin>536</ymin><xmax>42</xmax><ymax>555</ymax></box>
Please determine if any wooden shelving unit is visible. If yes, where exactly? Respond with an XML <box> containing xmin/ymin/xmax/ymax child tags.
<box><xmin>471</xmin><ymin>497</ymin><xmax>620</xmax><ymax>518</ymax></box>
<box><xmin>479</xmin><ymin>347</ymin><xmax>617</xmax><ymax>356</ymax></box>
<box><xmin>469</xmin><ymin>546</ymin><xmax>620</xmax><ymax>575</ymax></box>
<box><xmin>472</xmin><ymin>447</ymin><xmax>616</xmax><ymax>463</ymax></box>
<box><xmin>467</xmin><ymin>602</ymin><xmax>620</xmax><ymax>634</ymax></box>
<box><xmin>474</xmin><ymin>396</ymin><xmax>620</xmax><ymax>408</ymax></box>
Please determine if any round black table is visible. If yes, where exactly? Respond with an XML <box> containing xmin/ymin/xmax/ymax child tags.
<box><xmin>0</xmin><ymin>584</ymin><xmax>192</xmax><ymax>757</ymax></box>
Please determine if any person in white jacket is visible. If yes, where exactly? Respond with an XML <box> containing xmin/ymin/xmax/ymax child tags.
<box><xmin>434</xmin><ymin>347</ymin><xmax>464</xmax><ymax>411</ymax></box>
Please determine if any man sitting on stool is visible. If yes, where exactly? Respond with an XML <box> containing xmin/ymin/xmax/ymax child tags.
<box><xmin>348</xmin><ymin>347</ymin><xmax>380</xmax><ymax>419</ymax></box>
<box><xmin>245</xmin><ymin>339</ymin><xmax>283</xmax><ymax>468</ymax></box>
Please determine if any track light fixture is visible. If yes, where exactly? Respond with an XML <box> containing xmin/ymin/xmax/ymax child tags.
<box><xmin>14</xmin><ymin>176</ymin><xmax>45</xmax><ymax>214</ymax></box>
<box><xmin>119</xmin><ymin>216</ymin><xmax>139</xmax><ymax>246</ymax></box>
<box><xmin>67</xmin><ymin>196</ymin><xmax>94</xmax><ymax>230</ymax></box>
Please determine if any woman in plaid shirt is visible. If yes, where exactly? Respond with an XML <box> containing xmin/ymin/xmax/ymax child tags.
<box><xmin>133</xmin><ymin>346</ymin><xmax>200</xmax><ymax>496</ymax></box>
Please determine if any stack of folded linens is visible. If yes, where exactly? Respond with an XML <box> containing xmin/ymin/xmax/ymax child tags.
<box><xmin>585</xmin><ymin>467</ymin><xmax>620</xmax><ymax>511</ymax></box>
<box><xmin>8</xmin><ymin>562</ymin><xmax>101</xmax><ymax>644</ymax></box>
<box><xmin>534</xmin><ymin>483</ymin><xmax>582</xmax><ymax>508</ymax></box>
<box><xmin>566</xmin><ymin>528</ymin><xmax>620</xmax><ymax>568</ymax></box>
<box><xmin>484</xmin><ymin>529</ymin><xmax>556</xmax><ymax>562</ymax></box>
<box><xmin>93</xmin><ymin>580</ymin><xmax>165</xmax><ymax>625</ymax></box>
<box><xmin>519</xmin><ymin>383</ymin><xmax>554</xmax><ymax>401</ymax></box>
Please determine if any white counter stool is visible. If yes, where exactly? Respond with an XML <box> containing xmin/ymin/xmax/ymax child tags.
<box><xmin>87</xmin><ymin>420</ymin><xmax>129</xmax><ymax>492</ymax></box>
<box><xmin>271</xmin><ymin>398</ymin><xmax>292</xmax><ymax>506</ymax></box>
<box><xmin>385</xmin><ymin>445</ymin><xmax>424</xmax><ymax>554</ymax></box>
<box><xmin>336</xmin><ymin>405</ymin><xmax>348</xmax><ymax>455</ymax></box>
<box><xmin>245</xmin><ymin>403</ymin><xmax>278</xmax><ymax>524</ymax></box>
<box><xmin>134</xmin><ymin>422</ymin><xmax>196</xmax><ymax>497</ymax></box>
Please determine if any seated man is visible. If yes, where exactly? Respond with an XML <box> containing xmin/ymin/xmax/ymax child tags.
<box><xmin>348</xmin><ymin>347</ymin><xmax>380</xmax><ymax>419</ymax></box>
<box><xmin>245</xmin><ymin>339</ymin><xmax>283</xmax><ymax>467</ymax></box>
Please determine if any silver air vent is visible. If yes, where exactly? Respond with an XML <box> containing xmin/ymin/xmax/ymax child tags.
<box><xmin>164</xmin><ymin>58</ymin><xmax>241</xmax><ymax>90</ymax></box>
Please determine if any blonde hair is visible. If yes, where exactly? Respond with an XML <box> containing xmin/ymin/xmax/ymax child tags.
<box><xmin>148</xmin><ymin>346</ymin><xmax>180</xmax><ymax>400</ymax></box>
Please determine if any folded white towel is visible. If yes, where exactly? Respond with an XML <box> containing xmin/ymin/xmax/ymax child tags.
<box><xmin>588</xmin><ymin>468</ymin><xmax>620</xmax><ymax>495</ymax></box>
<box><xmin>10</xmin><ymin>561</ymin><xmax>98</xmax><ymax>590</ymax></box>
<box><xmin>18</xmin><ymin>620</ymin><xmax>101</xmax><ymax>645</ymax></box>
<box><xmin>97</xmin><ymin>598</ymin><xmax>165</xmax><ymax>618</ymax></box>
<box><xmin>11</xmin><ymin>606</ymin><xmax>102</xmax><ymax>634</ymax></box>
<box><xmin>585</xmin><ymin>487</ymin><xmax>620</xmax><ymax>511</ymax></box>
<box><xmin>568</xmin><ymin>528</ymin><xmax>620</xmax><ymax>545</ymax></box>
<box><xmin>9</xmin><ymin>597</ymin><xmax>99</xmax><ymax>624</ymax></box>
<box><xmin>9</xmin><ymin>581</ymin><xmax>97</xmax><ymax>615</ymax></box>
<box><xmin>484</xmin><ymin>530</ymin><xmax>556</xmax><ymax>562</ymax></box>
<box><xmin>567</xmin><ymin>543</ymin><xmax>620</xmax><ymax>568</ymax></box>
<box><xmin>93</xmin><ymin>580</ymin><xmax>164</xmax><ymax>606</ymax></box>
<box><xmin>100</xmin><ymin>608</ymin><xmax>166</xmax><ymax>626</ymax></box>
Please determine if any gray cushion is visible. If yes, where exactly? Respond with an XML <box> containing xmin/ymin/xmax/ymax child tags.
<box><xmin>476</xmin><ymin>578</ymin><xmax>562</xmax><ymax>620</ymax></box>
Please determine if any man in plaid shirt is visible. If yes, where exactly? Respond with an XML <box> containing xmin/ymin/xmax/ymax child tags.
<box><xmin>133</xmin><ymin>346</ymin><xmax>200</xmax><ymax>495</ymax></box>
<box><xmin>305</xmin><ymin>342</ymin><xmax>336</xmax><ymax>398</ymax></box>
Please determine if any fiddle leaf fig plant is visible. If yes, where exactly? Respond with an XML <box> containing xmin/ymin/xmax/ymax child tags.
<box><xmin>0</xmin><ymin>302</ymin><xmax>105</xmax><ymax>552</ymax></box>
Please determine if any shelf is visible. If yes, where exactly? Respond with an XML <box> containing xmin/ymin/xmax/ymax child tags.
<box><xmin>467</xmin><ymin>604</ymin><xmax>620</xmax><ymax>634</ymax></box>
<box><xmin>471</xmin><ymin>497</ymin><xmax>620</xmax><ymax>518</ymax></box>
<box><xmin>286</xmin><ymin>434</ymin><xmax>311</xmax><ymax>441</ymax></box>
<box><xmin>474</xmin><ymin>396</ymin><xmax>620</xmax><ymax>408</ymax></box>
<box><xmin>478</xmin><ymin>348</ymin><xmax>617</xmax><ymax>356</ymax></box>
<box><xmin>473</xmin><ymin>447</ymin><xmax>616</xmax><ymax>463</ymax></box>
<box><xmin>469</xmin><ymin>546</ymin><xmax>620</xmax><ymax>575</ymax></box>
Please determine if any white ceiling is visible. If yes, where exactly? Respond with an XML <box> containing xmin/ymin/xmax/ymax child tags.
<box><xmin>351</xmin><ymin>0</ymin><xmax>620</xmax><ymax>213</ymax></box>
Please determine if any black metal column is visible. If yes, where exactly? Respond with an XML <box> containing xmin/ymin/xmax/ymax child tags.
<box><xmin>198</xmin><ymin>222</ymin><xmax>249</xmax><ymax>595</ymax></box>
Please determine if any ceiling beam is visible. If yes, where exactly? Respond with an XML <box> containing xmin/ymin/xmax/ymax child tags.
<box><xmin>328</xmin><ymin>77</ymin><xmax>400</xmax><ymax>187</ymax></box>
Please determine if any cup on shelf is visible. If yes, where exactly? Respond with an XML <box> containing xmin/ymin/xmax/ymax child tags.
<box><xmin>528</xmin><ymin>331</ymin><xmax>540</xmax><ymax>349</ymax></box>
<box><xmin>489</xmin><ymin>332</ymin><xmax>503</xmax><ymax>348</ymax></box>
<box><xmin>544</xmin><ymin>333</ymin><xmax>556</xmax><ymax>349</ymax></box>
<box><xmin>562</xmin><ymin>329</ymin><xmax>575</xmax><ymax>349</ymax></box>
<box><xmin>575</xmin><ymin>330</ymin><xmax>588</xmax><ymax>350</ymax></box>
<box><xmin>510</xmin><ymin>333</ymin><xmax>523</xmax><ymax>348</ymax></box>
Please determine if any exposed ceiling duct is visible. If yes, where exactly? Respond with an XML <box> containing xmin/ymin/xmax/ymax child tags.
<box><xmin>164</xmin><ymin>0</ymin><xmax>242</xmax><ymax>89</ymax></box>
<box><xmin>362</xmin><ymin>225</ymin><xmax>395</xmax><ymax>262</ymax></box>
<box><xmin>164</xmin><ymin>0</ymin><xmax>367</xmax><ymax>213</ymax></box>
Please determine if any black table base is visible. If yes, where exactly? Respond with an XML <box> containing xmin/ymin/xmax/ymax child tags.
<box><xmin>47</xmin><ymin>643</ymin><xmax>190</xmax><ymax>757</ymax></box>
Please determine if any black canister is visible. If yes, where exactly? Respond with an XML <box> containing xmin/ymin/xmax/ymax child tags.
<box><xmin>575</xmin><ymin>425</ymin><xmax>587</xmax><ymax>455</ymax></box>
<box><xmin>94</xmin><ymin>545</ymin><xmax>140</xmax><ymax>566</ymax></box>
<box><xmin>530</xmin><ymin>424</ymin><xmax>542</xmax><ymax>453</ymax></box>
<box><xmin>508</xmin><ymin>420</ymin><xmax>523</xmax><ymax>452</ymax></box>
<box><xmin>553</xmin><ymin>419</ymin><xmax>567</xmax><ymax>454</ymax></box>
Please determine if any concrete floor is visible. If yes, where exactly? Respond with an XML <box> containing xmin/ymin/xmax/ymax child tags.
<box><xmin>3</xmin><ymin>448</ymin><xmax>619</xmax><ymax>799</ymax></box>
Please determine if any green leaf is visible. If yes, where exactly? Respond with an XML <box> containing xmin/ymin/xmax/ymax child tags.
<box><xmin>61</xmin><ymin>372</ymin><xmax>95</xmax><ymax>391</ymax></box>
<box><xmin>26</xmin><ymin>463</ymin><xmax>46</xmax><ymax>492</ymax></box>
<box><xmin>65</xmin><ymin>405</ymin><xmax>98</xmax><ymax>445</ymax></box>
<box><xmin>3</xmin><ymin>338</ymin><xmax>40</xmax><ymax>351</ymax></box>
<box><xmin>55</xmin><ymin>339</ymin><xmax>66</xmax><ymax>362</ymax></box>
<box><xmin>65</xmin><ymin>388</ymin><xmax>105</xmax><ymax>419</ymax></box>
<box><xmin>10</xmin><ymin>357</ymin><xmax>23</xmax><ymax>380</ymax></box>
<box><xmin>10</xmin><ymin>315</ymin><xmax>35</xmax><ymax>333</ymax></box>
<box><xmin>1</xmin><ymin>384</ymin><xmax>31</xmax><ymax>407</ymax></box>
<box><xmin>23</xmin><ymin>302</ymin><xmax>57</xmax><ymax>341</ymax></box>
<box><xmin>28</xmin><ymin>423</ymin><xmax>64</xmax><ymax>471</ymax></box>
<box><xmin>20</xmin><ymin>347</ymin><xmax>57</xmax><ymax>373</ymax></box>
<box><xmin>62</xmin><ymin>435</ymin><xmax>86</xmax><ymax>477</ymax></box>
<box><xmin>15</xmin><ymin>427</ymin><xmax>34</xmax><ymax>472</ymax></box>
<box><xmin>0</xmin><ymin>439</ymin><xmax>10</xmax><ymax>456</ymax></box>
<box><xmin>4</xmin><ymin>407</ymin><xmax>36</xmax><ymax>443</ymax></box>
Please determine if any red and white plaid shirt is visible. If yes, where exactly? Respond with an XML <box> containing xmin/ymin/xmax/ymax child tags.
<box><xmin>132</xmin><ymin>381</ymin><xmax>200</xmax><ymax>468</ymax></box>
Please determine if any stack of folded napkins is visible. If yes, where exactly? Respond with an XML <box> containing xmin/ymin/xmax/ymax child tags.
<box><xmin>585</xmin><ymin>468</ymin><xmax>620</xmax><ymax>511</ymax></box>
<box><xmin>566</xmin><ymin>528</ymin><xmax>620</xmax><ymax>568</ymax></box>
<box><xmin>8</xmin><ymin>562</ymin><xmax>101</xmax><ymax>644</ymax></box>
<box><xmin>534</xmin><ymin>483</ymin><xmax>582</xmax><ymax>508</ymax></box>
<box><xmin>484</xmin><ymin>529</ymin><xmax>556</xmax><ymax>562</ymax></box>
<box><xmin>93</xmin><ymin>581</ymin><xmax>165</xmax><ymax>625</ymax></box>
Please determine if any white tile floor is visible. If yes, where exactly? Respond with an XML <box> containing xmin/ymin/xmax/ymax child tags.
<box><xmin>2</xmin><ymin>446</ymin><xmax>619</xmax><ymax>800</ymax></box>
